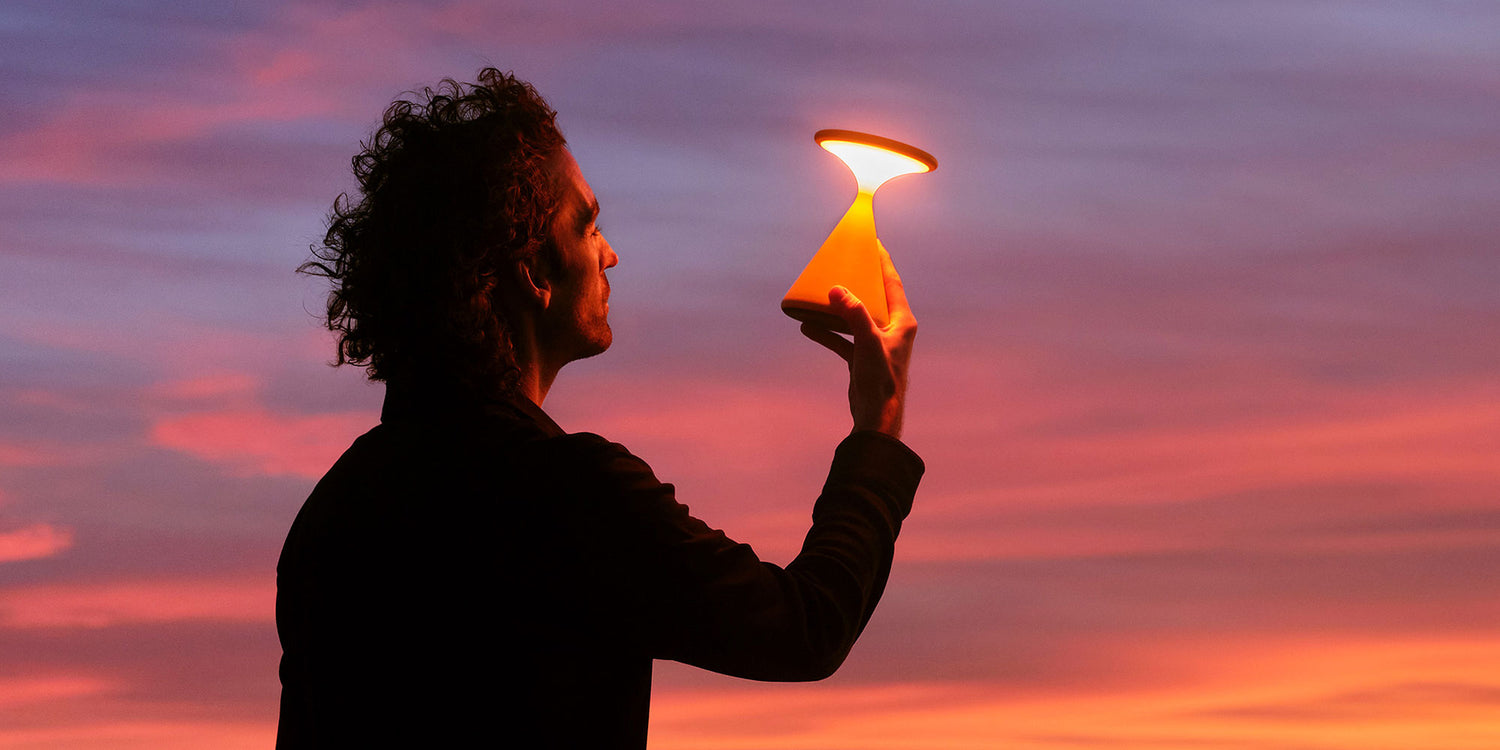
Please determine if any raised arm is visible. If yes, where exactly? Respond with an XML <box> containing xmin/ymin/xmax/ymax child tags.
<box><xmin>542</xmin><ymin>428</ymin><xmax>922</xmax><ymax>681</ymax></box>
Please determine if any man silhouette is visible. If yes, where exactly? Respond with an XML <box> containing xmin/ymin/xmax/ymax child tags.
<box><xmin>277</xmin><ymin>68</ymin><xmax>923</xmax><ymax>748</ymax></box>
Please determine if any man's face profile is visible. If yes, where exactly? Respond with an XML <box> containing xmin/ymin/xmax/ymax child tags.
<box><xmin>538</xmin><ymin>147</ymin><xmax>618</xmax><ymax>365</ymax></box>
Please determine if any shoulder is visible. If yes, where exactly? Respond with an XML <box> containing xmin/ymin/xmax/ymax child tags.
<box><xmin>546</xmin><ymin>431</ymin><xmax>650</xmax><ymax>466</ymax></box>
<box><xmin>523</xmin><ymin>431</ymin><xmax>668</xmax><ymax>496</ymax></box>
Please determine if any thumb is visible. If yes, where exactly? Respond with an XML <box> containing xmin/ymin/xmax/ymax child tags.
<box><xmin>829</xmin><ymin>286</ymin><xmax>878</xmax><ymax>342</ymax></box>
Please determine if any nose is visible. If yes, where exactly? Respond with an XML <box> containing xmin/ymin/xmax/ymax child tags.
<box><xmin>603</xmin><ymin>240</ymin><xmax>619</xmax><ymax>270</ymax></box>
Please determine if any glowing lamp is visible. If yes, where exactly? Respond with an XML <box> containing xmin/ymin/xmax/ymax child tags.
<box><xmin>782</xmin><ymin>129</ymin><xmax>937</xmax><ymax>333</ymax></box>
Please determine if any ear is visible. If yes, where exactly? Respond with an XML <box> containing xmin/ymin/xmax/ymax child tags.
<box><xmin>514</xmin><ymin>256</ymin><xmax>552</xmax><ymax>310</ymax></box>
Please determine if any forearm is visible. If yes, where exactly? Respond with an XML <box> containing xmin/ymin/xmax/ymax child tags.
<box><xmin>664</xmin><ymin>431</ymin><xmax>923</xmax><ymax>680</ymax></box>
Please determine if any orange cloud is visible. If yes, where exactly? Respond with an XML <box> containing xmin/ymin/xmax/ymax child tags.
<box><xmin>148</xmin><ymin>408</ymin><xmax>370</xmax><ymax>479</ymax></box>
<box><xmin>0</xmin><ymin>523</ymin><xmax>73</xmax><ymax>563</ymax></box>
<box><xmin>647</xmin><ymin>635</ymin><xmax>1500</xmax><ymax>749</ymax></box>
<box><xmin>0</xmin><ymin>721</ymin><xmax>273</xmax><ymax>750</ymax></box>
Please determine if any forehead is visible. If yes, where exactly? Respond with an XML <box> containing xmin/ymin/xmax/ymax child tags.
<box><xmin>547</xmin><ymin>148</ymin><xmax>595</xmax><ymax>213</ymax></box>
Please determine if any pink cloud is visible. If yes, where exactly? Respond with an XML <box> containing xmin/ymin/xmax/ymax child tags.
<box><xmin>6</xmin><ymin>316</ymin><xmax>286</xmax><ymax>372</ymax></box>
<box><xmin>0</xmin><ymin>576</ymin><xmax>272</xmax><ymax>629</ymax></box>
<box><xmin>8</xmin><ymin>388</ymin><xmax>92</xmax><ymax>413</ymax></box>
<box><xmin>0</xmin><ymin>23</ymin><xmax>369</xmax><ymax>189</ymax></box>
<box><xmin>148</xmin><ymin>373</ymin><xmax>261</xmax><ymax>403</ymax></box>
<box><xmin>0</xmin><ymin>523</ymin><xmax>73</xmax><ymax>563</ymax></box>
<box><xmin>916</xmin><ymin>359</ymin><xmax>1500</xmax><ymax>509</ymax></box>
<box><xmin>0</xmin><ymin>4</ymin><xmax>447</xmax><ymax>189</ymax></box>
<box><xmin>0</xmin><ymin>675</ymin><xmax>110</xmax><ymax>710</ymax></box>
<box><xmin>148</xmin><ymin>407</ymin><xmax>370</xmax><ymax>479</ymax></box>
<box><xmin>0</xmin><ymin>443</ymin><xmax>63</xmax><ymax>468</ymax></box>
<box><xmin>0</xmin><ymin>0</ymin><xmax>834</xmax><ymax>189</ymax></box>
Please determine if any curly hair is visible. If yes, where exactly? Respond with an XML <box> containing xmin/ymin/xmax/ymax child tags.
<box><xmin>300</xmin><ymin>68</ymin><xmax>567</xmax><ymax>396</ymax></box>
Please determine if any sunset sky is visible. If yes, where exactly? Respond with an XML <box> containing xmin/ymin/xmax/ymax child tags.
<box><xmin>2</xmin><ymin>1</ymin><xmax>1498</xmax><ymax>747</ymax></box>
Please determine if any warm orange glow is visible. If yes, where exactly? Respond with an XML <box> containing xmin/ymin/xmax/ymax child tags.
<box><xmin>648</xmin><ymin>636</ymin><xmax>1500</xmax><ymax>749</ymax></box>
<box><xmin>0</xmin><ymin>721</ymin><xmax>277</xmax><ymax>750</ymax></box>
<box><xmin>782</xmin><ymin>130</ymin><xmax>936</xmax><ymax>333</ymax></box>
<box><xmin>819</xmin><ymin>139</ymin><xmax>933</xmax><ymax>194</ymax></box>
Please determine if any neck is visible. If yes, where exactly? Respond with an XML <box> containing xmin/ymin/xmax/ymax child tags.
<box><xmin>508</xmin><ymin>318</ymin><xmax>561</xmax><ymax>408</ymax></box>
<box><xmin>513</xmin><ymin>364</ymin><xmax>558</xmax><ymax>407</ymax></box>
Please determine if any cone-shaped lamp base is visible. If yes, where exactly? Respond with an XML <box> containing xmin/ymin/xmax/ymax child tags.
<box><xmin>781</xmin><ymin>193</ymin><xmax>887</xmax><ymax>334</ymax></box>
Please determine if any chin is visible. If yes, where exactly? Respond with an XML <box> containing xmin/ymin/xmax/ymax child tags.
<box><xmin>574</xmin><ymin>326</ymin><xmax>612</xmax><ymax>361</ymax></box>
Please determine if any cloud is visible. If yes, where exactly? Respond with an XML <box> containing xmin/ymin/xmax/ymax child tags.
<box><xmin>0</xmin><ymin>436</ymin><xmax>116</xmax><ymax>469</ymax></box>
<box><xmin>148</xmin><ymin>373</ymin><xmax>261</xmax><ymax>403</ymax></box>
<box><xmin>148</xmin><ymin>407</ymin><xmax>369</xmax><ymax>479</ymax></box>
<box><xmin>0</xmin><ymin>576</ymin><xmax>272</xmax><ymax>629</ymax></box>
<box><xmin>0</xmin><ymin>443</ymin><xmax>67</xmax><ymax>468</ymax></box>
<box><xmin>648</xmin><ymin>634</ymin><xmax>1500</xmax><ymax>749</ymax></box>
<box><xmin>1</xmin><ymin>1</ymin><xmax>1497</xmax><ymax>747</ymax></box>
<box><xmin>0</xmin><ymin>675</ymin><xmax>109</xmax><ymax>710</ymax></box>
<box><xmin>1195</xmin><ymin>681</ymin><xmax>1500</xmax><ymax>723</ymax></box>
<box><xmin>0</xmin><ymin>523</ymin><xmax>74</xmax><ymax>563</ymax></box>
<box><xmin>0</xmin><ymin>721</ymin><xmax>274</xmax><ymax>750</ymax></box>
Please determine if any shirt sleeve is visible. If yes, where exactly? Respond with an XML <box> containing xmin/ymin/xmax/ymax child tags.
<box><xmin>531</xmin><ymin>429</ymin><xmax>924</xmax><ymax>681</ymax></box>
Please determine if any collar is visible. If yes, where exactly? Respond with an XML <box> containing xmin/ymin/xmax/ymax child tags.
<box><xmin>380</xmin><ymin>379</ymin><xmax>566</xmax><ymax>438</ymax></box>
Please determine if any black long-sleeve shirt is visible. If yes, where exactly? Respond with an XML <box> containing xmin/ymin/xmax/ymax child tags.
<box><xmin>276</xmin><ymin>385</ymin><xmax>924</xmax><ymax>748</ymax></box>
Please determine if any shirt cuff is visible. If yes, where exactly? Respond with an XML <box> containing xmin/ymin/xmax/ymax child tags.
<box><xmin>828</xmin><ymin>430</ymin><xmax>926</xmax><ymax>520</ymax></box>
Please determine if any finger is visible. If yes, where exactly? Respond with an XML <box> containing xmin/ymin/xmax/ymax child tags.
<box><xmin>829</xmin><ymin>286</ymin><xmax>880</xmax><ymax>344</ymax></box>
<box><xmin>800</xmin><ymin>322</ymin><xmax>854</xmax><ymax>362</ymax></box>
<box><xmin>875</xmin><ymin>241</ymin><xmax>913</xmax><ymax>323</ymax></box>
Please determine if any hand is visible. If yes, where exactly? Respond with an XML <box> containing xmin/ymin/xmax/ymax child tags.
<box><xmin>799</xmin><ymin>244</ymin><xmax>917</xmax><ymax>439</ymax></box>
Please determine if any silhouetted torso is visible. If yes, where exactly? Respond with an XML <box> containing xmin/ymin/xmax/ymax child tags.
<box><xmin>276</xmin><ymin>383</ymin><xmax>922</xmax><ymax>748</ymax></box>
